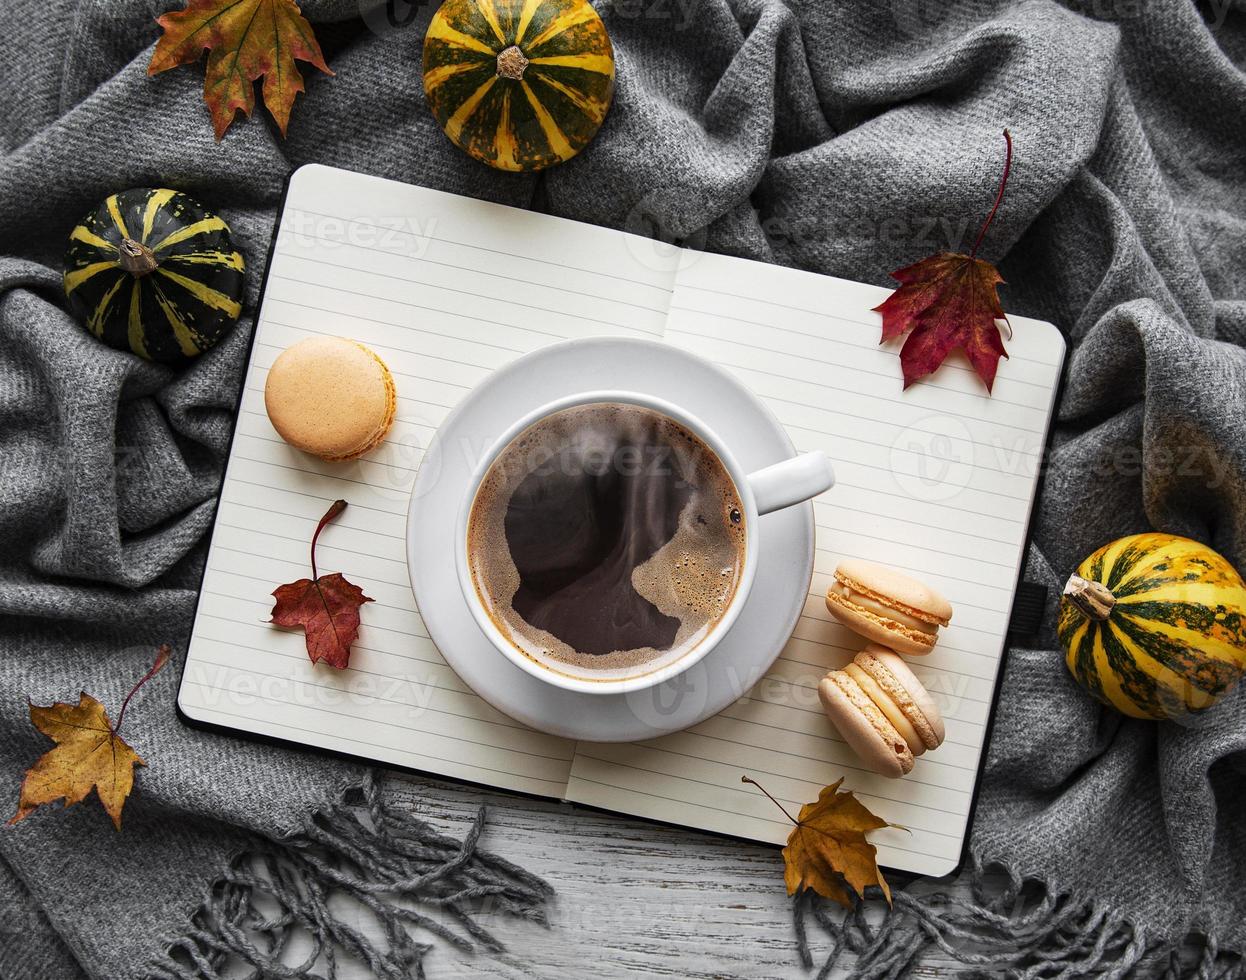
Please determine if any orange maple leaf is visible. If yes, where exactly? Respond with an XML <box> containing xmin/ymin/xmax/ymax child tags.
<box><xmin>270</xmin><ymin>499</ymin><xmax>373</xmax><ymax>669</ymax></box>
<box><xmin>11</xmin><ymin>646</ymin><xmax>170</xmax><ymax>830</ymax></box>
<box><xmin>873</xmin><ymin>129</ymin><xmax>1014</xmax><ymax>392</ymax></box>
<box><xmin>744</xmin><ymin>775</ymin><xmax>895</xmax><ymax>907</ymax></box>
<box><xmin>148</xmin><ymin>0</ymin><xmax>333</xmax><ymax>139</ymax></box>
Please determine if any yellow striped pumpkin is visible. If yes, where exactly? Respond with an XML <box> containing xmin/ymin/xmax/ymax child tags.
<box><xmin>63</xmin><ymin>188</ymin><xmax>245</xmax><ymax>365</ymax></box>
<box><xmin>423</xmin><ymin>0</ymin><xmax>615</xmax><ymax>171</ymax></box>
<box><xmin>1059</xmin><ymin>533</ymin><xmax>1246</xmax><ymax>720</ymax></box>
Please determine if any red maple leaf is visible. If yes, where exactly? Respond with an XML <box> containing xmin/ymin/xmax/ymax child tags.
<box><xmin>873</xmin><ymin>130</ymin><xmax>1014</xmax><ymax>393</ymax></box>
<box><xmin>271</xmin><ymin>500</ymin><xmax>372</xmax><ymax>669</ymax></box>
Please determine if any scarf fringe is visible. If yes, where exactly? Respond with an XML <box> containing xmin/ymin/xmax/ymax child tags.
<box><xmin>148</xmin><ymin>773</ymin><xmax>554</xmax><ymax>980</ymax></box>
<box><xmin>794</xmin><ymin>856</ymin><xmax>1243</xmax><ymax>980</ymax></box>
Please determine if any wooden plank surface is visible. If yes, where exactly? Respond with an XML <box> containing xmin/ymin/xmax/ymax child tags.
<box><xmin>296</xmin><ymin>773</ymin><xmax>970</xmax><ymax>979</ymax></box>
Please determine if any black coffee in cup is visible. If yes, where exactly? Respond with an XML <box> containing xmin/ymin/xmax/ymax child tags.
<box><xmin>466</xmin><ymin>403</ymin><xmax>747</xmax><ymax>682</ymax></box>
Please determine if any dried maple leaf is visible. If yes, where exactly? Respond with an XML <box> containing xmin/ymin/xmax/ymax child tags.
<box><xmin>271</xmin><ymin>499</ymin><xmax>373</xmax><ymax>669</ymax></box>
<box><xmin>148</xmin><ymin>0</ymin><xmax>333</xmax><ymax>140</ymax></box>
<box><xmin>744</xmin><ymin>775</ymin><xmax>895</xmax><ymax>907</ymax></box>
<box><xmin>10</xmin><ymin>646</ymin><xmax>170</xmax><ymax>831</ymax></box>
<box><xmin>873</xmin><ymin>130</ymin><xmax>1014</xmax><ymax>392</ymax></box>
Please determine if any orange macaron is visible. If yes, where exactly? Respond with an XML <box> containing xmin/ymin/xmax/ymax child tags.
<box><xmin>825</xmin><ymin>559</ymin><xmax>952</xmax><ymax>655</ymax></box>
<box><xmin>264</xmin><ymin>336</ymin><xmax>396</xmax><ymax>462</ymax></box>
<box><xmin>818</xmin><ymin>644</ymin><xmax>946</xmax><ymax>778</ymax></box>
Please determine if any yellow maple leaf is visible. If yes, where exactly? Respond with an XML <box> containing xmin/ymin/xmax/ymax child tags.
<box><xmin>744</xmin><ymin>775</ymin><xmax>894</xmax><ymax>907</ymax></box>
<box><xmin>10</xmin><ymin>646</ymin><xmax>170</xmax><ymax>830</ymax></box>
<box><xmin>148</xmin><ymin>0</ymin><xmax>333</xmax><ymax>139</ymax></box>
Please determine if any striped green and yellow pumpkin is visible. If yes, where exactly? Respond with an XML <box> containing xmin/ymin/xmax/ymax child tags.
<box><xmin>423</xmin><ymin>0</ymin><xmax>614</xmax><ymax>171</ymax></box>
<box><xmin>63</xmin><ymin>188</ymin><xmax>245</xmax><ymax>365</ymax></box>
<box><xmin>1059</xmin><ymin>533</ymin><xmax>1246</xmax><ymax>720</ymax></box>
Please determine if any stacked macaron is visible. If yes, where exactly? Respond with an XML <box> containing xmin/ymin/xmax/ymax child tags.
<box><xmin>825</xmin><ymin>560</ymin><xmax>952</xmax><ymax>655</ymax></box>
<box><xmin>819</xmin><ymin>561</ymin><xmax>953</xmax><ymax>778</ymax></box>
<box><xmin>819</xmin><ymin>645</ymin><xmax>946</xmax><ymax>778</ymax></box>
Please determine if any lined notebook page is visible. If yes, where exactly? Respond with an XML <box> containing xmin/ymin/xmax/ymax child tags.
<box><xmin>178</xmin><ymin>165</ymin><xmax>675</xmax><ymax>797</ymax></box>
<box><xmin>181</xmin><ymin>164</ymin><xmax>1064</xmax><ymax>878</ymax></box>
<box><xmin>564</xmin><ymin>252</ymin><xmax>1064</xmax><ymax>876</ymax></box>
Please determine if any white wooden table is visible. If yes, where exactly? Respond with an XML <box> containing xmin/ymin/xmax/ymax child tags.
<box><xmin>320</xmin><ymin>774</ymin><xmax>967</xmax><ymax>979</ymax></box>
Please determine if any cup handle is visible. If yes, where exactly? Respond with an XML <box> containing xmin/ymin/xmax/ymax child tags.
<box><xmin>747</xmin><ymin>451</ymin><xmax>835</xmax><ymax>516</ymax></box>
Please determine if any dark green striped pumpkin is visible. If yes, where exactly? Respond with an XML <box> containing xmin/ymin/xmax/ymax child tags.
<box><xmin>423</xmin><ymin>0</ymin><xmax>615</xmax><ymax>171</ymax></box>
<box><xmin>63</xmin><ymin>188</ymin><xmax>245</xmax><ymax>365</ymax></box>
<box><xmin>1059</xmin><ymin>533</ymin><xmax>1246</xmax><ymax>720</ymax></box>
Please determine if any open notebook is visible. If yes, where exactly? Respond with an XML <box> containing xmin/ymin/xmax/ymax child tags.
<box><xmin>178</xmin><ymin>164</ymin><xmax>1065</xmax><ymax>878</ymax></box>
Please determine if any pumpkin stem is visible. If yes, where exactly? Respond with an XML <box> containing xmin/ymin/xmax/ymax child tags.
<box><xmin>496</xmin><ymin>45</ymin><xmax>529</xmax><ymax>80</ymax></box>
<box><xmin>118</xmin><ymin>238</ymin><xmax>159</xmax><ymax>277</ymax></box>
<box><xmin>1063</xmin><ymin>574</ymin><xmax>1117</xmax><ymax>622</ymax></box>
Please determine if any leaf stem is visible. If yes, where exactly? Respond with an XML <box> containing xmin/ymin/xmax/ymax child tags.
<box><xmin>969</xmin><ymin>129</ymin><xmax>1013</xmax><ymax>259</ymax></box>
<box><xmin>742</xmin><ymin>775</ymin><xmax>799</xmax><ymax>826</ymax></box>
<box><xmin>310</xmin><ymin>500</ymin><xmax>348</xmax><ymax>582</ymax></box>
<box><xmin>113</xmin><ymin>645</ymin><xmax>171</xmax><ymax>736</ymax></box>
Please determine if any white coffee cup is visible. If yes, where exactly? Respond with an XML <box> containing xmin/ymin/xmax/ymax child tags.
<box><xmin>455</xmin><ymin>389</ymin><xmax>834</xmax><ymax>695</ymax></box>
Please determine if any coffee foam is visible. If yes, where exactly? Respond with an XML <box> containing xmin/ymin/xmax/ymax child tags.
<box><xmin>466</xmin><ymin>403</ymin><xmax>746</xmax><ymax>682</ymax></box>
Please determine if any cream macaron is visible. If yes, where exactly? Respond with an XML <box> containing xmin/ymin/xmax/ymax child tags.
<box><xmin>818</xmin><ymin>644</ymin><xmax>946</xmax><ymax>778</ymax></box>
<box><xmin>825</xmin><ymin>559</ymin><xmax>953</xmax><ymax>655</ymax></box>
<box><xmin>265</xmin><ymin>336</ymin><xmax>396</xmax><ymax>462</ymax></box>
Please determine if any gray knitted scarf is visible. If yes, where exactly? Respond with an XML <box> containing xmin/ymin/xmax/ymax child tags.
<box><xmin>2</xmin><ymin>0</ymin><xmax>1244</xmax><ymax>977</ymax></box>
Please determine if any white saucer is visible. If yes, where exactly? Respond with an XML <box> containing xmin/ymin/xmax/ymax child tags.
<box><xmin>406</xmin><ymin>338</ymin><xmax>815</xmax><ymax>742</ymax></box>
